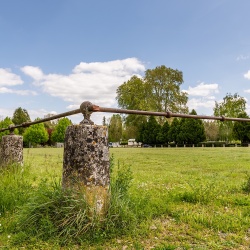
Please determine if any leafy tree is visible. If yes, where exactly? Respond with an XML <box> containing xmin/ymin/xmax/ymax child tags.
<box><xmin>0</xmin><ymin>117</ymin><xmax>18</xmax><ymax>141</ymax></box>
<box><xmin>177</xmin><ymin>109</ymin><xmax>206</xmax><ymax>144</ymax></box>
<box><xmin>12</xmin><ymin>107</ymin><xmax>31</xmax><ymax>135</ymax></box>
<box><xmin>233</xmin><ymin>112</ymin><xmax>250</xmax><ymax>143</ymax></box>
<box><xmin>157</xmin><ymin>120</ymin><xmax>170</xmax><ymax>144</ymax></box>
<box><xmin>108</xmin><ymin>115</ymin><xmax>122</xmax><ymax>142</ymax></box>
<box><xmin>144</xmin><ymin>66</ymin><xmax>188</xmax><ymax>117</ymax></box>
<box><xmin>204</xmin><ymin>121</ymin><xmax>219</xmax><ymax>141</ymax></box>
<box><xmin>139</xmin><ymin>116</ymin><xmax>161</xmax><ymax>144</ymax></box>
<box><xmin>117</xmin><ymin>66</ymin><xmax>188</xmax><ymax>115</ymax></box>
<box><xmin>43</xmin><ymin>120</ymin><xmax>56</xmax><ymax>146</ymax></box>
<box><xmin>116</xmin><ymin>65</ymin><xmax>188</xmax><ymax>137</ymax></box>
<box><xmin>51</xmin><ymin>118</ymin><xmax>72</xmax><ymax>143</ymax></box>
<box><xmin>23</xmin><ymin>120</ymin><xmax>49</xmax><ymax>146</ymax></box>
<box><xmin>168</xmin><ymin>118</ymin><xmax>180</xmax><ymax>143</ymax></box>
<box><xmin>116</xmin><ymin>75</ymin><xmax>150</xmax><ymax>111</ymax></box>
<box><xmin>214</xmin><ymin>93</ymin><xmax>246</xmax><ymax>142</ymax></box>
<box><xmin>116</xmin><ymin>76</ymin><xmax>149</xmax><ymax>139</ymax></box>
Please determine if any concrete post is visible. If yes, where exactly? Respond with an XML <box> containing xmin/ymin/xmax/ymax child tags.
<box><xmin>0</xmin><ymin>134</ymin><xmax>23</xmax><ymax>166</ymax></box>
<box><xmin>62</xmin><ymin>124</ymin><xmax>110</xmax><ymax>217</ymax></box>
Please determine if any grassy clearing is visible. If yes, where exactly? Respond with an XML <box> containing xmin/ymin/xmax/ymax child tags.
<box><xmin>0</xmin><ymin>147</ymin><xmax>250</xmax><ymax>249</ymax></box>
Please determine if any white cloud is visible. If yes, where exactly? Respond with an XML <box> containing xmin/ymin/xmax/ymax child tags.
<box><xmin>244</xmin><ymin>70</ymin><xmax>250</xmax><ymax>80</ymax></box>
<box><xmin>0</xmin><ymin>87</ymin><xmax>37</xmax><ymax>95</ymax></box>
<box><xmin>184</xmin><ymin>82</ymin><xmax>220</xmax><ymax>114</ymax></box>
<box><xmin>0</xmin><ymin>68</ymin><xmax>23</xmax><ymax>86</ymax></box>
<box><xmin>28</xmin><ymin>108</ymin><xmax>58</xmax><ymax>119</ymax></box>
<box><xmin>21</xmin><ymin>58</ymin><xmax>145</xmax><ymax>107</ymax></box>
<box><xmin>21</xmin><ymin>66</ymin><xmax>44</xmax><ymax>82</ymax></box>
<box><xmin>184</xmin><ymin>82</ymin><xmax>219</xmax><ymax>97</ymax></box>
<box><xmin>188</xmin><ymin>97</ymin><xmax>215</xmax><ymax>110</ymax></box>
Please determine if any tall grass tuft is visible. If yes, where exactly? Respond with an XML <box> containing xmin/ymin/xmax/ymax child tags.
<box><xmin>12</xmin><ymin>157</ymin><xmax>137</xmax><ymax>245</ymax></box>
<box><xmin>0</xmin><ymin>164</ymin><xmax>31</xmax><ymax>214</ymax></box>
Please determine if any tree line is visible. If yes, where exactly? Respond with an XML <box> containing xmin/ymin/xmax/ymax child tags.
<box><xmin>1</xmin><ymin>65</ymin><xmax>250</xmax><ymax>146</ymax></box>
<box><xmin>0</xmin><ymin>107</ymin><xmax>72</xmax><ymax>147</ymax></box>
<box><xmin>109</xmin><ymin>66</ymin><xmax>250</xmax><ymax>145</ymax></box>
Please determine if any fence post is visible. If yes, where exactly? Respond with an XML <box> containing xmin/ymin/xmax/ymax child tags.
<box><xmin>0</xmin><ymin>129</ymin><xmax>23</xmax><ymax>166</ymax></box>
<box><xmin>62</xmin><ymin>102</ymin><xmax>110</xmax><ymax>218</ymax></box>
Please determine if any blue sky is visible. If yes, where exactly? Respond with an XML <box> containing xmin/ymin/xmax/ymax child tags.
<box><xmin>1</xmin><ymin>0</ymin><xmax>250</xmax><ymax>124</ymax></box>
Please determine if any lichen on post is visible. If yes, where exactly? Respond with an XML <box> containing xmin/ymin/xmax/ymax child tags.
<box><xmin>0</xmin><ymin>134</ymin><xmax>23</xmax><ymax>166</ymax></box>
<box><xmin>62</xmin><ymin>101</ymin><xmax>110</xmax><ymax>218</ymax></box>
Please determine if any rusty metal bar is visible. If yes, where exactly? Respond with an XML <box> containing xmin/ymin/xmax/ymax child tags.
<box><xmin>89</xmin><ymin>104</ymin><xmax>250</xmax><ymax>122</ymax></box>
<box><xmin>1</xmin><ymin>101</ymin><xmax>250</xmax><ymax>133</ymax></box>
<box><xmin>0</xmin><ymin>108</ymin><xmax>81</xmax><ymax>132</ymax></box>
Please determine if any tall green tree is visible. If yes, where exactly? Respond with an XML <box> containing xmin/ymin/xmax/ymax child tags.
<box><xmin>157</xmin><ymin>120</ymin><xmax>170</xmax><ymax>144</ymax></box>
<box><xmin>213</xmin><ymin>93</ymin><xmax>246</xmax><ymax>142</ymax></box>
<box><xmin>51</xmin><ymin>118</ymin><xmax>72</xmax><ymax>143</ymax></box>
<box><xmin>12</xmin><ymin>107</ymin><xmax>31</xmax><ymax>135</ymax></box>
<box><xmin>116</xmin><ymin>75</ymin><xmax>148</xmax><ymax>139</ymax></box>
<box><xmin>145</xmin><ymin>66</ymin><xmax>188</xmax><ymax>117</ymax></box>
<box><xmin>116</xmin><ymin>75</ymin><xmax>150</xmax><ymax>111</ymax></box>
<box><xmin>108</xmin><ymin>114</ymin><xmax>122</xmax><ymax>142</ymax></box>
<box><xmin>117</xmin><ymin>66</ymin><xmax>188</xmax><ymax>115</ymax></box>
<box><xmin>168</xmin><ymin>118</ymin><xmax>180</xmax><ymax>143</ymax></box>
<box><xmin>177</xmin><ymin>109</ymin><xmax>206</xmax><ymax>144</ymax></box>
<box><xmin>139</xmin><ymin>116</ymin><xmax>161</xmax><ymax>144</ymax></box>
<box><xmin>23</xmin><ymin>120</ymin><xmax>49</xmax><ymax>146</ymax></box>
<box><xmin>116</xmin><ymin>65</ymin><xmax>188</xmax><ymax>137</ymax></box>
<box><xmin>233</xmin><ymin>112</ymin><xmax>250</xmax><ymax>143</ymax></box>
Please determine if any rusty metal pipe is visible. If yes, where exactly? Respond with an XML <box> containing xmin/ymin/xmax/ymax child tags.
<box><xmin>1</xmin><ymin>101</ymin><xmax>250</xmax><ymax>133</ymax></box>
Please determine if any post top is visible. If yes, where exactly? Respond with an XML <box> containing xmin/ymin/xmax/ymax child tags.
<box><xmin>80</xmin><ymin>101</ymin><xmax>94</xmax><ymax>125</ymax></box>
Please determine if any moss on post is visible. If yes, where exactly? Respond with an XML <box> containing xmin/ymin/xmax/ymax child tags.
<box><xmin>62</xmin><ymin>124</ymin><xmax>110</xmax><ymax>217</ymax></box>
<box><xmin>0</xmin><ymin>135</ymin><xmax>23</xmax><ymax>166</ymax></box>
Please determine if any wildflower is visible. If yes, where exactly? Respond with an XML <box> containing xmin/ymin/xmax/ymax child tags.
<box><xmin>7</xmin><ymin>235</ymin><xmax>11</xmax><ymax>239</ymax></box>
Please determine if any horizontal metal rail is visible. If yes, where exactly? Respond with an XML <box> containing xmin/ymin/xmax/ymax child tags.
<box><xmin>1</xmin><ymin>101</ymin><xmax>250</xmax><ymax>133</ymax></box>
<box><xmin>89</xmin><ymin>104</ymin><xmax>250</xmax><ymax>122</ymax></box>
<box><xmin>0</xmin><ymin>108</ymin><xmax>81</xmax><ymax>132</ymax></box>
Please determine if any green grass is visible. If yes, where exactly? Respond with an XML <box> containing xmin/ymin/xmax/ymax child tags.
<box><xmin>0</xmin><ymin>147</ymin><xmax>250</xmax><ymax>249</ymax></box>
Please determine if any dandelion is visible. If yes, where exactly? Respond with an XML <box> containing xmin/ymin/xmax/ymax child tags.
<box><xmin>7</xmin><ymin>235</ymin><xmax>11</xmax><ymax>239</ymax></box>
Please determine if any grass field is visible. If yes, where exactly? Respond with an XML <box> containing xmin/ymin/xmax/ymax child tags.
<box><xmin>1</xmin><ymin>147</ymin><xmax>250</xmax><ymax>249</ymax></box>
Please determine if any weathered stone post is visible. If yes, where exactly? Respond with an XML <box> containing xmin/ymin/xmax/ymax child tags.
<box><xmin>0</xmin><ymin>131</ymin><xmax>23</xmax><ymax>166</ymax></box>
<box><xmin>62</xmin><ymin>102</ymin><xmax>110</xmax><ymax>218</ymax></box>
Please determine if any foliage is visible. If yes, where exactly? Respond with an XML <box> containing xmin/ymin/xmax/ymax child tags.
<box><xmin>51</xmin><ymin>118</ymin><xmax>72</xmax><ymax>143</ymax></box>
<box><xmin>137</xmin><ymin>111</ymin><xmax>205</xmax><ymax>145</ymax></box>
<box><xmin>138</xmin><ymin>116</ymin><xmax>161</xmax><ymax>144</ymax></box>
<box><xmin>157</xmin><ymin>120</ymin><xmax>170</xmax><ymax>144</ymax></box>
<box><xmin>108</xmin><ymin>114</ymin><xmax>122</xmax><ymax>142</ymax></box>
<box><xmin>233</xmin><ymin>112</ymin><xmax>250</xmax><ymax>143</ymax></box>
<box><xmin>203</xmin><ymin>120</ymin><xmax>219</xmax><ymax>141</ymax></box>
<box><xmin>177</xmin><ymin>109</ymin><xmax>206</xmax><ymax>144</ymax></box>
<box><xmin>116</xmin><ymin>75</ymin><xmax>150</xmax><ymax>111</ymax></box>
<box><xmin>23</xmin><ymin>119</ymin><xmax>49</xmax><ymax>146</ymax></box>
<box><xmin>144</xmin><ymin>66</ymin><xmax>188</xmax><ymax>123</ymax></box>
<box><xmin>0</xmin><ymin>117</ymin><xmax>18</xmax><ymax>141</ymax></box>
<box><xmin>116</xmin><ymin>66</ymin><xmax>188</xmax><ymax>138</ymax></box>
<box><xmin>168</xmin><ymin>118</ymin><xmax>180</xmax><ymax>143</ymax></box>
<box><xmin>213</xmin><ymin>93</ymin><xmax>246</xmax><ymax>142</ymax></box>
<box><xmin>12</xmin><ymin>107</ymin><xmax>31</xmax><ymax>135</ymax></box>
